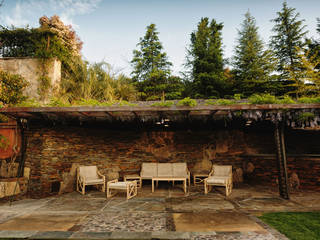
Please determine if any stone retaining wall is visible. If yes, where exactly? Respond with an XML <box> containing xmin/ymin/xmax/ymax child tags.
<box><xmin>24</xmin><ymin>125</ymin><xmax>320</xmax><ymax>198</ymax></box>
<box><xmin>0</xmin><ymin>57</ymin><xmax>61</xmax><ymax>102</ymax></box>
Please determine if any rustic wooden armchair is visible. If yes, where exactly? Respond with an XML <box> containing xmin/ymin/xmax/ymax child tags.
<box><xmin>204</xmin><ymin>165</ymin><xmax>233</xmax><ymax>196</ymax></box>
<box><xmin>77</xmin><ymin>166</ymin><xmax>105</xmax><ymax>195</ymax></box>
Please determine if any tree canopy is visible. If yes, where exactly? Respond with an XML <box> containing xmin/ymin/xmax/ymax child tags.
<box><xmin>185</xmin><ymin>17</ymin><xmax>226</xmax><ymax>99</ymax></box>
<box><xmin>232</xmin><ymin>11</ymin><xmax>277</xmax><ymax>96</ymax></box>
<box><xmin>270</xmin><ymin>2</ymin><xmax>308</xmax><ymax>82</ymax></box>
<box><xmin>131</xmin><ymin>23</ymin><xmax>183</xmax><ymax>100</ymax></box>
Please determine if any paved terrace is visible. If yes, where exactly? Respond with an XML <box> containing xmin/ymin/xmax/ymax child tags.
<box><xmin>0</xmin><ymin>184</ymin><xmax>319</xmax><ymax>240</ymax></box>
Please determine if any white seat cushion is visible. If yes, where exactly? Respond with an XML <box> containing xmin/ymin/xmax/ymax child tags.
<box><xmin>141</xmin><ymin>163</ymin><xmax>157</xmax><ymax>178</ymax></box>
<box><xmin>79</xmin><ymin>166</ymin><xmax>99</xmax><ymax>180</ymax></box>
<box><xmin>207</xmin><ymin>176</ymin><xmax>228</xmax><ymax>184</ymax></box>
<box><xmin>86</xmin><ymin>178</ymin><xmax>104</xmax><ymax>184</ymax></box>
<box><xmin>157</xmin><ymin>163</ymin><xmax>173</xmax><ymax>177</ymax></box>
<box><xmin>172</xmin><ymin>163</ymin><xmax>188</xmax><ymax>178</ymax></box>
<box><xmin>109</xmin><ymin>182</ymin><xmax>131</xmax><ymax>189</ymax></box>
<box><xmin>212</xmin><ymin>165</ymin><xmax>232</xmax><ymax>177</ymax></box>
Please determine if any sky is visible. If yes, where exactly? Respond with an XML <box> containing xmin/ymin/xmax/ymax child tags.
<box><xmin>0</xmin><ymin>0</ymin><xmax>319</xmax><ymax>76</ymax></box>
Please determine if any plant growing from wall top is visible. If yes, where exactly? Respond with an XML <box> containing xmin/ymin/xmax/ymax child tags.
<box><xmin>0</xmin><ymin>71</ymin><xmax>28</xmax><ymax>105</ymax></box>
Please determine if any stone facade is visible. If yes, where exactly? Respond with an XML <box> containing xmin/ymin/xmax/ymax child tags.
<box><xmin>23</xmin><ymin>125</ymin><xmax>320</xmax><ymax>198</ymax></box>
<box><xmin>0</xmin><ymin>57</ymin><xmax>61</xmax><ymax>102</ymax></box>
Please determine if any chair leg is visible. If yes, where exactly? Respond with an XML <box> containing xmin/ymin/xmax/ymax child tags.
<box><xmin>82</xmin><ymin>184</ymin><xmax>85</xmax><ymax>195</ymax></box>
<box><xmin>102</xmin><ymin>182</ymin><xmax>106</xmax><ymax>193</ymax></box>
<box><xmin>204</xmin><ymin>181</ymin><xmax>208</xmax><ymax>194</ymax></box>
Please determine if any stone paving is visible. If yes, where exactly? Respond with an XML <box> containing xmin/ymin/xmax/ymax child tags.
<box><xmin>0</xmin><ymin>183</ymin><xmax>319</xmax><ymax>239</ymax></box>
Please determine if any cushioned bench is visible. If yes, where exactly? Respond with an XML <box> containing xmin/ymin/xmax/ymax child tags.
<box><xmin>140</xmin><ymin>162</ymin><xmax>190</xmax><ymax>189</ymax></box>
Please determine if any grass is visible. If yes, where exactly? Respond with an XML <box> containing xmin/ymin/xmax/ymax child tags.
<box><xmin>259</xmin><ymin>212</ymin><xmax>320</xmax><ymax>240</ymax></box>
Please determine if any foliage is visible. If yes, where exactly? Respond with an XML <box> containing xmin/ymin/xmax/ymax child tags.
<box><xmin>14</xmin><ymin>98</ymin><xmax>42</xmax><ymax>107</ymax></box>
<box><xmin>260</xmin><ymin>212</ymin><xmax>320</xmax><ymax>240</ymax></box>
<box><xmin>205</xmin><ymin>99</ymin><xmax>236</xmax><ymax>105</ymax></box>
<box><xmin>131</xmin><ymin>24</ymin><xmax>182</xmax><ymax>100</ymax></box>
<box><xmin>286</xmin><ymin>48</ymin><xmax>320</xmax><ymax>97</ymax></box>
<box><xmin>0</xmin><ymin>71</ymin><xmax>28</xmax><ymax>104</ymax></box>
<box><xmin>61</xmin><ymin>61</ymin><xmax>137</xmax><ymax>103</ymax></box>
<box><xmin>151</xmin><ymin>101</ymin><xmax>174</xmax><ymax>107</ymax></box>
<box><xmin>248</xmin><ymin>94</ymin><xmax>278</xmax><ymax>104</ymax></box>
<box><xmin>73</xmin><ymin>98</ymin><xmax>112</xmax><ymax>106</ymax></box>
<box><xmin>232</xmin><ymin>11</ymin><xmax>278</xmax><ymax>96</ymax></box>
<box><xmin>277</xmin><ymin>95</ymin><xmax>296</xmax><ymax>104</ymax></box>
<box><xmin>47</xmin><ymin>97</ymin><xmax>71</xmax><ymax>107</ymax></box>
<box><xmin>270</xmin><ymin>2</ymin><xmax>308</xmax><ymax>87</ymax></box>
<box><xmin>177</xmin><ymin>97</ymin><xmax>197</xmax><ymax>107</ymax></box>
<box><xmin>297</xmin><ymin>112</ymin><xmax>315</xmax><ymax>123</ymax></box>
<box><xmin>297</xmin><ymin>96</ymin><xmax>320</xmax><ymax>103</ymax></box>
<box><xmin>0</xmin><ymin>134</ymin><xmax>9</xmax><ymax>150</ymax></box>
<box><xmin>185</xmin><ymin>17</ymin><xmax>226</xmax><ymax>99</ymax></box>
<box><xmin>39</xmin><ymin>15</ymin><xmax>83</xmax><ymax>57</ymax></box>
<box><xmin>37</xmin><ymin>75</ymin><xmax>52</xmax><ymax>100</ymax></box>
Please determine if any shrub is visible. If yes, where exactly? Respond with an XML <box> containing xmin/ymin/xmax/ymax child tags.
<box><xmin>277</xmin><ymin>95</ymin><xmax>296</xmax><ymax>104</ymax></box>
<box><xmin>248</xmin><ymin>94</ymin><xmax>277</xmax><ymax>104</ymax></box>
<box><xmin>151</xmin><ymin>101</ymin><xmax>174</xmax><ymax>107</ymax></box>
<box><xmin>177</xmin><ymin>97</ymin><xmax>197</xmax><ymax>107</ymax></box>
<box><xmin>297</xmin><ymin>96</ymin><xmax>320</xmax><ymax>104</ymax></box>
<box><xmin>297</xmin><ymin>112</ymin><xmax>315</xmax><ymax>123</ymax></box>
<box><xmin>0</xmin><ymin>71</ymin><xmax>28</xmax><ymax>104</ymax></box>
<box><xmin>15</xmin><ymin>98</ymin><xmax>42</xmax><ymax>107</ymax></box>
<box><xmin>205</xmin><ymin>99</ymin><xmax>236</xmax><ymax>105</ymax></box>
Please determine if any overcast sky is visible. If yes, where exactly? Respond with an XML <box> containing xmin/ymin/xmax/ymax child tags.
<box><xmin>0</xmin><ymin>0</ymin><xmax>319</xmax><ymax>75</ymax></box>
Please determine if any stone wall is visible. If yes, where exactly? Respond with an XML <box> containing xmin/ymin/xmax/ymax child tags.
<box><xmin>24</xmin><ymin>125</ymin><xmax>320</xmax><ymax>198</ymax></box>
<box><xmin>0</xmin><ymin>57</ymin><xmax>61</xmax><ymax>102</ymax></box>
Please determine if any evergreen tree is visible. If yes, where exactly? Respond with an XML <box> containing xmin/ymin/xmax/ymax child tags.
<box><xmin>131</xmin><ymin>23</ymin><xmax>182</xmax><ymax>100</ymax></box>
<box><xmin>232</xmin><ymin>11</ymin><xmax>277</xmax><ymax>96</ymax></box>
<box><xmin>287</xmin><ymin>47</ymin><xmax>320</xmax><ymax>97</ymax></box>
<box><xmin>270</xmin><ymin>2</ymin><xmax>308</xmax><ymax>82</ymax></box>
<box><xmin>308</xmin><ymin>18</ymin><xmax>320</xmax><ymax>70</ymax></box>
<box><xmin>185</xmin><ymin>18</ymin><xmax>226</xmax><ymax>98</ymax></box>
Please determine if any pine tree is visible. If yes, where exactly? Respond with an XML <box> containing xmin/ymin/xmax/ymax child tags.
<box><xmin>287</xmin><ymin>47</ymin><xmax>320</xmax><ymax>97</ymax></box>
<box><xmin>185</xmin><ymin>18</ymin><xmax>226</xmax><ymax>98</ymax></box>
<box><xmin>131</xmin><ymin>23</ymin><xmax>182</xmax><ymax>100</ymax></box>
<box><xmin>270</xmin><ymin>2</ymin><xmax>308</xmax><ymax>81</ymax></box>
<box><xmin>232</xmin><ymin>11</ymin><xmax>277</xmax><ymax>96</ymax></box>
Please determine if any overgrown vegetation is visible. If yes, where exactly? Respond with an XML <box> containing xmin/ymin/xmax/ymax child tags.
<box><xmin>151</xmin><ymin>101</ymin><xmax>174</xmax><ymax>107</ymax></box>
<box><xmin>0</xmin><ymin>71</ymin><xmax>28</xmax><ymax>105</ymax></box>
<box><xmin>260</xmin><ymin>212</ymin><xmax>320</xmax><ymax>240</ymax></box>
<box><xmin>177</xmin><ymin>97</ymin><xmax>197</xmax><ymax>107</ymax></box>
<box><xmin>0</xmin><ymin>2</ymin><xmax>320</xmax><ymax>106</ymax></box>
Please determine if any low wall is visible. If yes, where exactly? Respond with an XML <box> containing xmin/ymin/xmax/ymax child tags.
<box><xmin>23</xmin><ymin>125</ymin><xmax>320</xmax><ymax>198</ymax></box>
<box><xmin>0</xmin><ymin>57</ymin><xmax>61</xmax><ymax>101</ymax></box>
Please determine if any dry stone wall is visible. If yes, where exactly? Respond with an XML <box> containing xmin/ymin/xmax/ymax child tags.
<box><xmin>24</xmin><ymin>126</ymin><xmax>320</xmax><ymax>198</ymax></box>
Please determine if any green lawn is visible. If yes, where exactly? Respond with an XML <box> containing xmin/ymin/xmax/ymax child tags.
<box><xmin>259</xmin><ymin>212</ymin><xmax>320</xmax><ymax>240</ymax></box>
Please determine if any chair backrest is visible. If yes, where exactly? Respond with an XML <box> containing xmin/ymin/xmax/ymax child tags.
<box><xmin>212</xmin><ymin>165</ymin><xmax>232</xmax><ymax>177</ymax></box>
<box><xmin>157</xmin><ymin>163</ymin><xmax>173</xmax><ymax>177</ymax></box>
<box><xmin>172</xmin><ymin>163</ymin><xmax>188</xmax><ymax>177</ymax></box>
<box><xmin>141</xmin><ymin>163</ymin><xmax>158</xmax><ymax>178</ymax></box>
<box><xmin>79</xmin><ymin>166</ymin><xmax>98</xmax><ymax>180</ymax></box>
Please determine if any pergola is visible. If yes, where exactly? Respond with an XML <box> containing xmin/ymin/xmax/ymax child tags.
<box><xmin>1</xmin><ymin>103</ymin><xmax>320</xmax><ymax>199</ymax></box>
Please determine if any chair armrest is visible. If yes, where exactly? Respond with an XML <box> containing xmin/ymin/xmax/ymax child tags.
<box><xmin>107</xmin><ymin>179</ymin><xmax>118</xmax><ymax>185</ymax></box>
<box><xmin>78</xmin><ymin>175</ymin><xmax>85</xmax><ymax>183</ymax></box>
<box><xmin>97</xmin><ymin>170</ymin><xmax>105</xmax><ymax>179</ymax></box>
<box><xmin>208</xmin><ymin>170</ymin><xmax>214</xmax><ymax>177</ymax></box>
